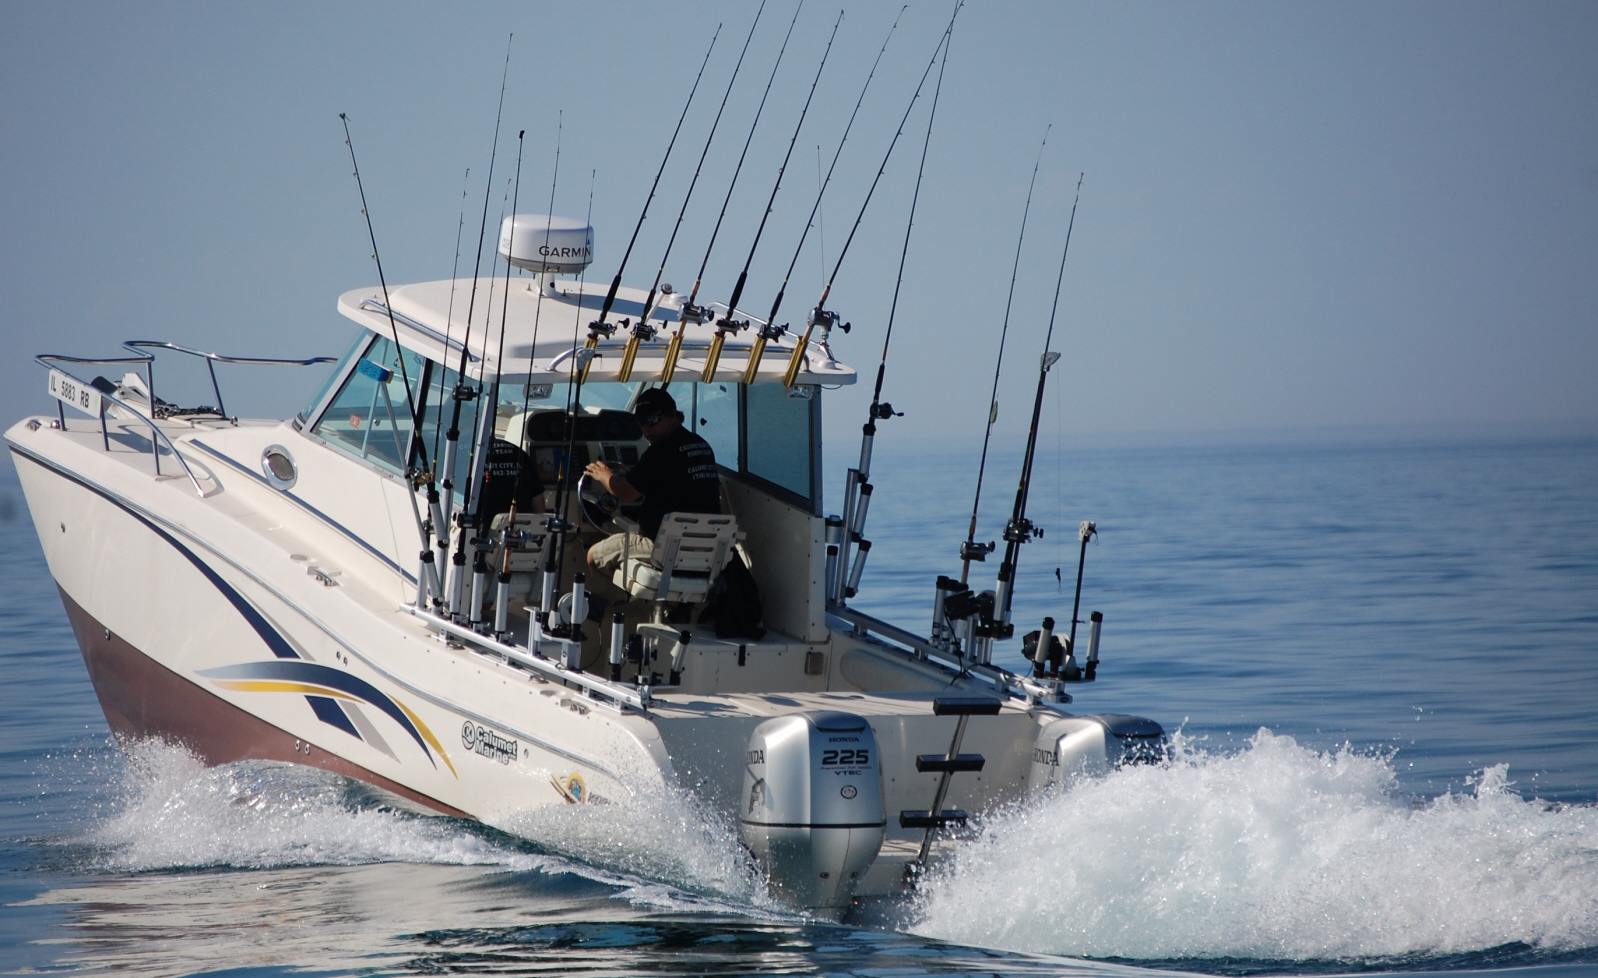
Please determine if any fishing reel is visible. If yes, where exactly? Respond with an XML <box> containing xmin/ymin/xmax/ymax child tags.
<box><xmin>809</xmin><ymin>306</ymin><xmax>851</xmax><ymax>336</ymax></box>
<box><xmin>869</xmin><ymin>401</ymin><xmax>903</xmax><ymax>420</ymax></box>
<box><xmin>757</xmin><ymin>321</ymin><xmax>787</xmax><ymax>341</ymax></box>
<box><xmin>678</xmin><ymin>300</ymin><xmax>714</xmax><ymax>325</ymax></box>
<box><xmin>586</xmin><ymin>319</ymin><xmax>618</xmax><ymax>342</ymax></box>
<box><xmin>713</xmin><ymin>314</ymin><xmax>751</xmax><ymax>336</ymax></box>
<box><xmin>959</xmin><ymin>540</ymin><xmax>996</xmax><ymax>562</ymax></box>
<box><xmin>1003</xmin><ymin>517</ymin><xmax>1042</xmax><ymax>544</ymax></box>
<box><xmin>629</xmin><ymin>319</ymin><xmax>658</xmax><ymax>343</ymax></box>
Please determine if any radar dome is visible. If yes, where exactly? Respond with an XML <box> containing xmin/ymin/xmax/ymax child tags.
<box><xmin>498</xmin><ymin>214</ymin><xmax>593</xmax><ymax>274</ymax></box>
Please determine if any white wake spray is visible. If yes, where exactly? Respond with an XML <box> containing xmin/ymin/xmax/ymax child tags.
<box><xmin>81</xmin><ymin>739</ymin><xmax>776</xmax><ymax>916</ymax></box>
<box><xmin>87</xmin><ymin>739</ymin><xmax>542</xmax><ymax>872</ymax></box>
<box><xmin>911</xmin><ymin>729</ymin><xmax>1598</xmax><ymax>962</ymax></box>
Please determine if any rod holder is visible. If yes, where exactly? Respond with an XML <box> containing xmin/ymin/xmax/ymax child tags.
<box><xmin>1034</xmin><ymin>616</ymin><xmax>1055</xmax><ymax>673</ymax></box>
<box><xmin>448</xmin><ymin>546</ymin><xmax>467</xmax><ymax>620</ymax></box>
<box><xmin>1085</xmin><ymin>611</ymin><xmax>1102</xmax><ymax>680</ymax></box>
<box><xmin>836</xmin><ymin>469</ymin><xmax>861</xmax><ymax>597</ymax></box>
<box><xmin>609</xmin><ymin>613</ymin><xmax>626</xmax><ymax>681</ymax></box>
<box><xmin>469</xmin><ymin>551</ymin><xmax>489</xmax><ymax>626</ymax></box>
<box><xmin>416</xmin><ymin>551</ymin><xmax>434</xmax><ymax>608</ymax></box>
<box><xmin>932</xmin><ymin>575</ymin><xmax>963</xmax><ymax>651</ymax></box>
<box><xmin>668</xmin><ymin>629</ymin><xmax>690</xmax><ymax>685</ymax></box>
<box><xmin>494</xmin><ymin>571</ymin><xmax>511</xmax><ymax>635</ymax></box>
<box><xmin>825</xmin><ymin>545</ymin><xmax>839</xmax><ymax>602</ymax></box>
<box><xmin>845</xmin><ymin>539</ymin><xmax>872</xmax><ymax>598</ymax></box>
<box><xmin>850</xmin><ymin>482</ymin><xmax>874</xmax><ymax>536</ymax></box>
<box><xmin>540</xmin><ymin>564</ymin><xmax>557</xmax><ymax>614</ymax></box>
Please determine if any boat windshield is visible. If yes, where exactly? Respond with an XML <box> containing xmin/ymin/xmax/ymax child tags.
<box><xmin>494</xmin><ymin>377</ymin><xmax>816</xmax><ymax>509</ymax></box>
<box><xmin>305</xmin><ymin>336</ymin><xmax>817</xmax><ymax>511</ymax></box>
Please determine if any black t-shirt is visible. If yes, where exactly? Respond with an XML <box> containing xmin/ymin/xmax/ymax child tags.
<box><xmin>476</xmin><ymin>438</ymin><xmax>545</xmax><ymax>521</ymax></box>
<box><xmin>625</xmin><ymin>426</ymin><xmax>721</xmax><ymax>539</ymax></box>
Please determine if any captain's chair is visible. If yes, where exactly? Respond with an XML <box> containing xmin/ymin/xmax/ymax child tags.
<box><xmin>613</xmin><ymin>512</ymin><xmax>740</xmax><ymax>612</ymax></box>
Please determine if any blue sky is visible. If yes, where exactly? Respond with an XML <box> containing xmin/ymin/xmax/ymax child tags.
<box><xmin>3</xmin><ymin>1</ymin><xmax>1595</xmax><ymax>465</ymax></box>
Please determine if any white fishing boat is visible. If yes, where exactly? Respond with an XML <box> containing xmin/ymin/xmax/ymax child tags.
<box><xmin>6</xmin><ymin>211</ymin><xmax>1162</xmax><ymax>908</ymax></box>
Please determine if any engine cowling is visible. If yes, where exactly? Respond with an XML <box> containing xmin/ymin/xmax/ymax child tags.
<box><xmin>741</xmin><ymin>712</ymin><xmax>886</xmax><ymax>909</ymax></box>
<box><xmin>1029</xmin><ymin>713</ymin><xmax>1166</xmax><ymax>795</ymax></box>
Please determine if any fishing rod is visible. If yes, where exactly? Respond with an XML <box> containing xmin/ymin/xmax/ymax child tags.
<box><xmin>339</xmin><ymin>113</ymin><xmax>442</xmax><ymax>607</ymax></box>
<box><xmin>433</xmin><ymin>168</ymin><xmax>470</xmax><ymax>470</ymax></box>
<box><xmin>992</xmin><ymin>173</ymin><xmax>1084</xmax><ymax>649</ymax></box>
<box><xmin>463</xmin><ymin>130</ymin><xmax>526</xmax><ymax>631</ymax></box>
<box><xmin>702</xmin><ymin>8</ymin><xmax>842</xmax><ymax>384</ymax></box>
<box><xmin>617</xmin><ymin>12</ymin><xmax>759</xmax><ymax>384</ymax></box>
<box><xmin>494</xmin><ymin>118</ymin><xmax>565</xmax><ymax>640</ymax></box>
<box><xmin>744</xmin><ymin>5</ymin><xmax>906</xmax><ymax>386</ymax></box>
<box><xmin>578</xmin><ymin>27</ymin><xmax>721</xmax><ymax>381</ymax></box>
<box><xmin>661</xmin><ymin>0</ymin><xmax>801</xmax><ymax>385</ymax></box>
<box><xmin>544</xmin><ymin>165</ymin><xmax>597</xmax><ymax>621</ymax></box>
<box><xmin>443</xmin><ymin>36</ymin><xmax>514</xmax><ymax>618</ymax></box>
<box><xmin>831</xmin><ymin>12</ymin><xmax>953</xmax><ymax>606</ymax></box>
<box><xmin>959</xmin><ymin>125</ymin><xmax>1050</xmax><ymax>586</ymax></box>
<box><xmin>781</xmin><ymin>1</ymin><xmax>961</xmax><ymax>389</ymax></box>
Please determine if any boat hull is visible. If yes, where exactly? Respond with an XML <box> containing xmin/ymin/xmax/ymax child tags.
<box><xmin>7</xmin><ymin>426</ymin><xmax>675</xmax><ymax>826</ymax></box>
<box><xmin>56</xmin><ymin>583</ymin><xmax>469</xmax><ymax>816</ymax></box>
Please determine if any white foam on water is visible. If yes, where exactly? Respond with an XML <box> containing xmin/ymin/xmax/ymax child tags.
<box><xmin>86</xmin><ymin>740</ymin><xmax>548</xmax><ymax>873</ymax></box>
<box><xmin>82</xmin><ymin>739</ymin><xmax>783</xmax><ymax>918</ymax></box>
<box><xmin>491</xmin><ymin>779</ymin><xmax>777</xmax><ymax>913</ymax></box>
<box><xmin>911</xmin><ymin>729</ymin><xmax>1598</xmax><ymax>963</ymax></box>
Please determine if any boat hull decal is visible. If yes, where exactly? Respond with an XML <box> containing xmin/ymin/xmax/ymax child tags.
<box><xmin>55</xmin><ymin>584</ymin><xmax>468</xmax><ymax>818</ymax></box>
<box><xmin>199</xmin><ymin>660</ymin><xmax>453</xmax><ymax>776</ymax></box>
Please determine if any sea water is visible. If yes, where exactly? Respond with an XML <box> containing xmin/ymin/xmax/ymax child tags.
<box><xmin>1</xmin><ymin>434</ymin><xmax>1594</xmax><ymax>976</ymax></box>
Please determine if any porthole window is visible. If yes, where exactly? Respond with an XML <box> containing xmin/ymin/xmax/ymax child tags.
<box><xmin>261</xmin><ymin>445</ymin><xmax>297</xmax><ymax>490</ymax></box>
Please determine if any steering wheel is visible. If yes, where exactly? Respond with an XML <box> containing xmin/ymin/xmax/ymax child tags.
<box><xmin>576</xmin><ymin>471</ymin><xmax>622</xmax><ymax>530</ymax></box>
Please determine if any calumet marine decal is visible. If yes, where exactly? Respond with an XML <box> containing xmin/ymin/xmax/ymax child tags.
<box><xmin>200</xmin><ymin>660</ymin><xmax>455</xmax><ymax>777</ymax></box>
<box><xmin>460</xmin><ymin>720</ymin><xmax>519</xmax><ymax>764</ymax></box>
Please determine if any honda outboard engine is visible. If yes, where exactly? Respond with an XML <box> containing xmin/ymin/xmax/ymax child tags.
<box><xmin>741</xmin><ymin>712</ymin><xmax>886</xmax><ymax>909</ymax></box>
<box><xmin>1029</xmin><ymin>713</ymin><xmax>1166</xmax><ymax>794</ymax></box>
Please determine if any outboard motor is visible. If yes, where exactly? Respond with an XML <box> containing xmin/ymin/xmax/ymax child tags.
<box><xmin>741</xmin><ymin>712</ymin><xmax>886</xmax><ymax>909</ymax></box>
<box><xmin>1029</xmin><ymin>713</ymin><xmax>1166</xmax><ymax>795</ymax></box>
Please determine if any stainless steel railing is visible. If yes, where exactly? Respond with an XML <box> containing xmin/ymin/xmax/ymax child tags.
<box><xmin>35</xmin><ymin>342</ymin><xmax>337</xmax><ymax>497</ymax></box>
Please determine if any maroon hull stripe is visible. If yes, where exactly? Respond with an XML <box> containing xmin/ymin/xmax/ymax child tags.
<box><xmin>57</xmin><ymin>585</ymin><xmax>469</xmax><ymax>819</ymax></box>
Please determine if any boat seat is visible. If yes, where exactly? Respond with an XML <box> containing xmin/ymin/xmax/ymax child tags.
<box><xmin>488</xmin><ymin>512</ymin><xmax>548</xmax><ymax>574</ymax></box>
<box><xmin>614</xmin><ymin>512</ymin><xmax>740</xmax><ymax>606</ymax></box>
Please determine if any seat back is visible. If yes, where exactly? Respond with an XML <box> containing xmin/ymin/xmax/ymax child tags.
<box><xmin>488</xmin><ymin>512</ymin><xmax>548</xmax><ymax>574</ymax></box>
<box><xmin>621</xmin><ymin>512</ymin><xmax>739</xmax><ymax>603</ymax></box>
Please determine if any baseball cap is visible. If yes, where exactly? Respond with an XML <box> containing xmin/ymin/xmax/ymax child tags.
<box><xmin>631</xmin><ymin>388</ymin><xmax>678</xmax><ymax>425</ymax></box>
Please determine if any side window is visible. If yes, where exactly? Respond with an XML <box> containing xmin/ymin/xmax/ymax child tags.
<box><xmin>298</xmin><ymin>329</ymin><xmax>371</xmax><ymax>424</ymax></box>
<box><xmin>694</xmin><ymin>382</ymin><xmax>740</xmax><ymax>471</ymax></box>
<box><xmin>310</xmin><ymin>336</ymin><xmax>426</xmax><ymax>476</ymax></box>
<box><xmin>743</xmin><ymin>383</ymin><xmax>814</xmax><ymax>505</ymax></box>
